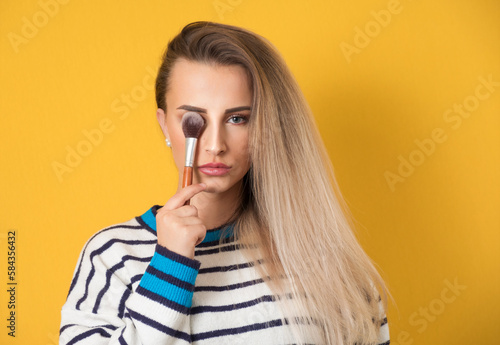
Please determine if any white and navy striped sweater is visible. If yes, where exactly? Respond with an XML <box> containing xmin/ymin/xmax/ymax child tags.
<box><xmin>60</xmin><ymin>205</ymin><xmax>390</xmax><ymax>344</ymax></box>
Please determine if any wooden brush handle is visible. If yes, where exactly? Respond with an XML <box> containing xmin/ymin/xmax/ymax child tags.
<box><xmin>182</xmin><ymin>166</ymin><xmax>193</xmax><ymax>205</ymax></box>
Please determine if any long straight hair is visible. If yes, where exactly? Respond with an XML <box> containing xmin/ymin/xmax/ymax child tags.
<box><xmin>156</xmin><ymin>21</ymin><xmax>392</xmax><ymax>344</ymax></box>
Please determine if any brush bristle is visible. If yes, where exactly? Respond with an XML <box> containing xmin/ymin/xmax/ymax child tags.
<box><xmin>181</xmin><ymin>112</ymin><xmax>205</xmax><ymax>138</ymax></box>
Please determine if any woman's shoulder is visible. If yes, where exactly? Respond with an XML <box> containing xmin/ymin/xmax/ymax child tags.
<box><xmin>78</xmin><ymin>205</ymin><xmax>159</xmax><ymax>259</ymax></box>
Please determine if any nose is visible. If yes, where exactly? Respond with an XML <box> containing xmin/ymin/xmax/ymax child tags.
<box><xmin>201</xmin><ymin>122</ymin><xmax>226</xmax><ymax>156</ymax></box>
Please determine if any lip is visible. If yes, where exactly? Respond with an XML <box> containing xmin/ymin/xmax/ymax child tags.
<box><xmin>199</xmin><ymin>163</ymin><xmax>230</xmax><ymax>169</ymax></box>
<box><xmin>198</xmin><ymin>163</ymin><xmax>231</xmax><ymax>176</ymax></box>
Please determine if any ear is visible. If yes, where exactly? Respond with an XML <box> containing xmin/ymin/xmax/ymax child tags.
<box><xmin>156</xmin><ymin>108</ymin><xmax>170</xmax><ymax>141</ymax></box>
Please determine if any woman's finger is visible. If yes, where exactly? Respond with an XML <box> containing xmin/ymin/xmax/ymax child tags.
<box><xmin>162</xmin><ymin>183</ymin><xmax>206</xmax><ymax>211</ymax></box>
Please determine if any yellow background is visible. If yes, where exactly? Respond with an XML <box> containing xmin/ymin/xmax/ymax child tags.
<box><xmin>1</xmin><ymin>0</ymin><xmax>499</xmax><ymax>344</ymax></box>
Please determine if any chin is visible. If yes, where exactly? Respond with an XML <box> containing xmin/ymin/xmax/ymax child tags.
<box><xmin>198</xmin><ymin>177</ymin><xmax>241</xmax><ymax>195</ymax></box>
<box><xmin>202</xmin><ymin>181</ymin><xmax>230</xmax><ymax>194</ymax></box>
<box><xmin>201</xmin><ymin>183</ymin><xmax>217</xmax><ymax>194</ymax></box>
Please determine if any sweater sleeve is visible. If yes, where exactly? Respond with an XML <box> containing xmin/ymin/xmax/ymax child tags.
<box><xmin>60</xmin><ymin>238</ymin><xmax>200</xmax><ymax>345</ymax></box>
<box><xmin>378</xmin><ymin>316</ymin><xmax>390</xmax><ymax>345</ymax></box>
<box><xmin>377</xmin><ymin>294</ymin><xmax>390</xmax><ymax>345</ymax></box>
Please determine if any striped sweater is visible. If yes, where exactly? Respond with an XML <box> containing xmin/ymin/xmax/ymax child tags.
<box><xmin>60</xmin><ymin>205</ymin><xmax>390</xmax><ymax>344</ymax></box>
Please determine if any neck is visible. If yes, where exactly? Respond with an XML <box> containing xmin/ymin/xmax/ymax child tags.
<box><xmin>179</xmin><ymin>180</ymin><xmax>243</xmax><ymax>230</ymax></box>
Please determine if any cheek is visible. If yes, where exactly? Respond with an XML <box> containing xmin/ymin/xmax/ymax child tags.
<box><xmin>236</xmin><ymin>134</ymin><xmax>251</xmax><ymax>165</ymax></box>
<box><xmin>171</xmin><ymin>132</ymin><xmax>185</xmax><ymax>148</ymax></box>
<box><xmin>171</xmin><ymin>132</ymin><xmax>186</xmax><ymax>168</ymax></box>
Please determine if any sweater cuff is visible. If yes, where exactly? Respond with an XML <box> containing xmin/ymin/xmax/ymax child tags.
<box><xmin>138</xmin><ymin>244</ymin><xmax>201</xmax><ymax>310</ymax></box>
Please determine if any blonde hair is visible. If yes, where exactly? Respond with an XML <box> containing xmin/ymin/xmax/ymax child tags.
<box><xmin>156</xmin><ymin>21</ymin><xmax>392</xmax><ymax>344</ymax></box>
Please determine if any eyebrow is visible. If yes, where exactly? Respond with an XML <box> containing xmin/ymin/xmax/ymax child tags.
<box><xmin>177</xmin><ymin>105</ymin><xmax>252</xmax><ymax>114</ymax></box>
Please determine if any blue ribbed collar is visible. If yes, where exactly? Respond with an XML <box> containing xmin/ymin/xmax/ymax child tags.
<box><xmin>139</xmin><ymin>205</ymin><xmax>234</xmax><ymax>244</ymax></box>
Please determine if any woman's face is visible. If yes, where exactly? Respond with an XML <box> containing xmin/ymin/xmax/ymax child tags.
<box><xmin>157</xmin><ymin>58</ymin><xmax>252</xmax><ymax>195</ymax></box>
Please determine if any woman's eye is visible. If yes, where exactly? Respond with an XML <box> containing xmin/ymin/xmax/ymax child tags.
<box><xmin>228</xmin><ymin>115</ymin><xmax>248</xmax><ymax>124</ymax></box>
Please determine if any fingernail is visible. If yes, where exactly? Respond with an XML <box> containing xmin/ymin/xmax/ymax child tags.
<box><xmin>200</xmin><ymin>183</ymin><xmax>207</xmax><ymax>188</ymax></box>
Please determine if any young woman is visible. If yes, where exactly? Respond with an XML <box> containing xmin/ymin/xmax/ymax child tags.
<box><xmin>60</xmin><ymin>21</ymin><xmax>391</xmax><ymax>345</ymax></box>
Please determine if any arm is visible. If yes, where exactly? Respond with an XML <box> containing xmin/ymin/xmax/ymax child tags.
<box><xmin>60</xmin><ymin>238</ymin><xmax>199</xmax><ymax>345</ymax></box>
<box><xmin>377</xmin><ymin>293</ymin><xmax>390</xmax><ymax>345</ymax></box>
<box><xmin>378</xmin><ymin>316</ymin><xmax>390</xmax><ymax>345</ymax></box>
<box><xmin>60</xmin><ymin>184</ymin><xmax>208</xmax><ymax>344</ymax></box>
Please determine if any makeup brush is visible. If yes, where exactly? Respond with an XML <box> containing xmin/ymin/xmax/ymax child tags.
<box><xmin>181</xmin><ymin>111</ymin><xmax>205</xmax><ymax>205</ymax></box>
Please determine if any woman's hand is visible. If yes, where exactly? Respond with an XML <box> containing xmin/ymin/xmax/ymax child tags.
<box><xmin>156</xmin><ymin>183</ymin><xmax>207</xmax><ymax>259</ymax></box>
